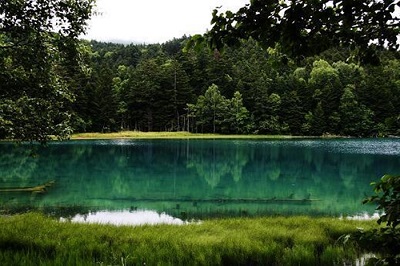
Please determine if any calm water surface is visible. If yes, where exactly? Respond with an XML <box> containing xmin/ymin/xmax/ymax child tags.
<box><xmin>0</xmin><ymin>138</ymin><xmax>399</xmax><ymax>221</ymax></box>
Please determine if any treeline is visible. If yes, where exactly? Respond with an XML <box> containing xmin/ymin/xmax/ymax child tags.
<box><xmin>72</xmin><ymin>37</ymin><xmax>400</xmax><ymax>136</ymax></box>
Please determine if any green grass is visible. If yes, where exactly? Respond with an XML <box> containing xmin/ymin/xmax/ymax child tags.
<box><xmin>0</xmin><ymin>213</ymin><xmax>378</xmax><ymax>265</ymax></box>
<box><xmin>70</xmin><ymin>131</ymin><xmax>299</xmax><ymax>140</ymax></box>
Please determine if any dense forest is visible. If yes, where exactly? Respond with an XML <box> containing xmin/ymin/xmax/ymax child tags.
<box><xmin>71</xmin><ymin>37</ymin><xmax>400</xmax><ymax>137</ymax></box>
<box><xmin>1</xmin><ymin>0</ymin><xmax>399</xmax><ymax>140</ymax></box>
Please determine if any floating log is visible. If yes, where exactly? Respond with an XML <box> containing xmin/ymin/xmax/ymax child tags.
<box><xmin>0</xmin><ymin>181</ymin><xmax>55</xmax><ymax>194</ymax></box>
<box><xmin>109</xmin><ymin>197</ymin><xmax>321</xmax><ymax>204</ymax></box>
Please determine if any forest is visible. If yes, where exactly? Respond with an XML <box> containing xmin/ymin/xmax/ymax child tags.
<box><xmin>70</xmin><ymin>37</ymin><xmax>400</xmax><ymax>137</ymax></box>
<box><xmin>1</xmin><ymin>0</ymin><xmax>400</xmax><ymax>141</ymax></box>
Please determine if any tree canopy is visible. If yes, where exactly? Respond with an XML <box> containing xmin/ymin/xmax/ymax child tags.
<box><xmin>194</xmin><ymin>0</ymin><xmax>400</xmax><ymax>62</ymax></box>
<box><xmin>0</xmin><ymin>0</ymin><xmax>95</xmax><ymax>143</ymax></box>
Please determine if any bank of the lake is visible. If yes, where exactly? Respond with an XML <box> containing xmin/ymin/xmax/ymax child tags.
<box><xmin>0</xmin><ymin>213</ymin><xmax>379</xmax><ymax>266</ymax></box>
<box><xmin>71</xmin><ymin>131</ymin><xmax>308</xmax><ymax>140</ymax></box>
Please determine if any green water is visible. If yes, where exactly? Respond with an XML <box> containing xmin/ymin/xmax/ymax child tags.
<box><xmin>0</xmin><ymin>139</ymin><xmax>399</xmax><ymax>219</ymax></box>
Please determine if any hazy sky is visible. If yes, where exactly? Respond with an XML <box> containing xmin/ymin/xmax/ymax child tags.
<box><xmin>83</xmin><ymin>0</ymin><xmax>250</xmax><ymax>44</ymax></box>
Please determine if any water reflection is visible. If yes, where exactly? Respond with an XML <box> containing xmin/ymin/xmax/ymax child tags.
<box><xmin>0</xmin><ymin>139</ymin><xmax>399</xmax><ymax>218</ymax></box>
<box><xmin>187</xmin><ymin>141</ymin><xmax>249</xmax><ymax>187</ymax></box>
<box><xmin>62</xmin><ymin>210</ymin><xmax>186</xmax><ymax>226</ymax></box>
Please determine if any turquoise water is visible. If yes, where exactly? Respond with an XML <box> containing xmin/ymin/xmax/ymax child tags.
<box><xmin>0</xmin><ymin>139</ymin><xmax>399</xmax><ymax>219</ymax></box>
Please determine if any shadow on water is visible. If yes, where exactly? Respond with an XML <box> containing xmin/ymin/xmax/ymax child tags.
<box><xmin>0</xmin><ymin>138</ymin><xmax>399</xmax><ymax>220</ymax></box>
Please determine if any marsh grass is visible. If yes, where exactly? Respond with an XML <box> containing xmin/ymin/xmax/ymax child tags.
<box><xmin>0</xmin><ymin>213</ymin><xmax>378</xmax><ymax>265</ymax></box>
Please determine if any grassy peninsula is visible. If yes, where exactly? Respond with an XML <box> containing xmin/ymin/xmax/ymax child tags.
<box><xmin>0</xmin><ymin>213</ymin><xmax>378</xmax><ymax>265</ymax></box>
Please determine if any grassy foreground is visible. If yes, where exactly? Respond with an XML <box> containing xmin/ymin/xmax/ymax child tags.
<box><xmin>0</xmin><ymin>213</ymin><xmax>378</xmax><ymax>266</ymax></box>
<box><xmin>71</xmin><ymin>131</ymin><xmax>298</xmax><ymax>140</ymax></box>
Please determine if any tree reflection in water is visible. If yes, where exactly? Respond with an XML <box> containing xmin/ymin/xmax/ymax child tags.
<box><xmin>0</xmin><ymin>139</ymin><xmax>398</xmax><ymax>218</ymax></box>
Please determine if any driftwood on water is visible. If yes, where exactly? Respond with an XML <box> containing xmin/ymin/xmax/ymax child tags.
<box><xmin>0</xmin><ymin>181</ymin><xmax>55</xmax><ymax>194</ymax></box>
<box><xmin>111</xmin><ymin>197</ymin><xmax>321</xmax><ymax>204</ymax></box>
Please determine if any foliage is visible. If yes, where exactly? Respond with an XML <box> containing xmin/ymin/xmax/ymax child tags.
<box><xmin>0</xmin><ymin>213</ymin><xmax>378</xmax><ymax>265</ymax></box>
<box><xmin>349</xmin><ymin>175</ymin><xmax>400</xmax><ymax>264</ymax></box>
<box><xmin>183</xmin><ymin>0</ymin><xmax>400</xmax><ymax>135</ymax></box>
<box><xmin>0</xmin><ymin>0</ymin><xmax>95</xmax><ymax>143</ymax></box>
<box><xmin>339</xmin><ymin>86</ymin><xmax>374</xmax><ymax>136</ymax></box>
<box><xmin>229</xmin><ymin>91</ymin><xmax>252</xmax><ymax>134</ymax></box>
<box><xmin>202</xmin><ymin>0</ymin><xmax>400</xmax><ymax>61</ymax></box>
<box><xmin>188</xmin><ymin>84</ymin><xmax>251</xmax><ymax>134</ymax></box>
<box><xmin>66</xmin><ymin>38</ymin><xmax>400</xmax><ymax>137</ymax></box>
<box><xmin>365</xmin><ymin>175</ymin><xmax>400</xmax><ymax>229</ymax></box>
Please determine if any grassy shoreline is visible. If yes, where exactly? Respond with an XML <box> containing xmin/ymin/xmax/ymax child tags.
<box><xmin>0</xmin><ymin>213</ymin><xmax>378</xmax><ymax>265</ymax></box>
<box><xmin>70</xmin><ymin>131</ymin><xmax>324</xmax><ymax>140</ymax></box>
<box><xmin>1</xmin><ymin>131</ymin><xmax>383</xmax><ymax>142</ymax></box>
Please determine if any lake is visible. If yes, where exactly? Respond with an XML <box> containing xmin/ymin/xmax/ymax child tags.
<box><xmin>0</xmin><ymin>138</ymin><xmax>399</xmax><ymax>222</ymax></box>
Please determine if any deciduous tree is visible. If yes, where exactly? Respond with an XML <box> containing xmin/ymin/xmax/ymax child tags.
<box><xmin>339</xmin><ymin>86</ymin><xmax>374</xmax><ymax>136</ymax></box>
<box><xmin>0</xmin><ymin>0</ymin><xmax>95</xmax><ymax>142</ymax></box>
<box><xmin>199</xmin><ymin>0</ymin><xmax>400</xmax><ymax>62</ymax></box>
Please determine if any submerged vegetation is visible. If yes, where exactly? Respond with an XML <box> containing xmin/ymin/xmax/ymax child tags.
<box><xmin>0</xmin><ymin>181</ymin><xmax>54</xmax><ymax>194</ymax></box>
<box><xmin>0</xmin><ymin>213</ymin><xmax>379</xmax><ymax>266</ymax></box>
